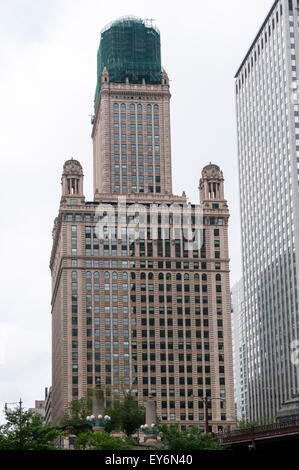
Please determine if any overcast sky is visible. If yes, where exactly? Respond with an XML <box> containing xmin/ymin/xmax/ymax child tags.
<box><xmin>0</xmin><ymin>0</ymin><xmax>274</xmax><ymax>421</ymax></box>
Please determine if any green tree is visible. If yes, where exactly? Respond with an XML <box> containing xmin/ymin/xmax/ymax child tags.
<box><xmin>106</xmin><ymin>394</ymin><xmax>145</xmax><ymax>436</ymax></box>
<box><xmin>0</xmin><ymin>406</ymin><xmax>60</xmax><ymax>450</ymax></box>
<box><xmin>75</xmin><ymin>430</ymin><xmax>134</xmax><ymax>450</ymax></box>
<box><xmin>60</xmin><ymin>392</ymin><xmax>93</xmax><ymax>432</ymax></box>
<box><xmin>157</xmin><ymin>424</ymin><xmax>226</xmax><ymax>451</ymax></box>
<box><xmin>236</xmin><ymin>418</ymin><xmax>275</xmax><ymax>430</ymax></box>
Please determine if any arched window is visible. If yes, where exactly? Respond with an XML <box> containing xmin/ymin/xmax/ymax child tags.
<box><xmin>166</xmin><ymin>273</ymin><xmax>171</xmax><ymax>280</ymax></box>
<box><xmin>159</xmin><ymin>273</ymin><xmax>164</xmax><ymax>280</ymax></box>
<box><xmin>154</xmin><ymin>104</ymin><xmax>159</xmax><ymax>111</ymax></box>
<box><xmin>122</xmin><ymin>272</ymin><xmax>128</xmax><ymax>280</ymax></box>
<box><xmin>114</xmin><ymin>103</ymin><xmax>119</xmax><ymax>110</ymax></box>
<box><xmin>194</xmin><ymin>273</ymin><xmax>200</xmax><ymax>281</ymax></box>
<box><xmin>130</xmin><ymin>104</ymin><xmax>135</xmax><ymax>110</ymax></box>
<box><xmin>216</xmin><ymin>274</ymin><xmax>222</xmax><ymax>281</ymax></box>
<box><xmin>147</xmin><ymin>104</ymin><xmax>152</xmax><ymax>112</ymax></box>
<box><xmin>202</xmin><ymin>274</ymin><xmax>207</xmax><ymax>281</ymax></box>
<box><xmin>72</xmin><ymin>271</ymin><xmax>77</xmax><ymax>279</ymax></box>
<box><xmin>104</xmin><ymin>272</ymin><xmax>110</xmax><ymax>279</ymax></box>
<box><xmin>112</xmin><ymin>272</ymin><xmax>118</xmax><ymax>280</ymax></box>
<box><xmin>94</xmin><ymin>271</ymin><xmax>99</xmax><ymax>280</ymax></box>
<box><xmin>148</xmin><ymin>273</ymin><xmax>154</xmax><ymax>280</ymax></box>
<box><xmin>184</xmin><ymin>274</ymin><xmax>189</xmax><ymax>281</ymax></box>
<box><xmin>121</xmin><ymin>103</ymin><xmax>126</xmax><ymax>110</ymax></box>
<box><xmin>141</xmin><ymin>272</ymin><xmax>146</xmax><ymax>280</ymax></box>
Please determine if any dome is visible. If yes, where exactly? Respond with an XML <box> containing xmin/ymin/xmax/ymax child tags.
<box><xmin>101</xmin><ymin>16</ymin><xmax>160</xmax><ymax>34</ymax></box>
<box><xmin>63</xmin><ymin>158</ymin><xmax>82</xmax><ymax>169</ymax></box>
<box><xmin>63</xmin><ymin>158</ymin><xmax>83</xmax><ymax>176</ymax></box>
<box><xmin>202</xmin><ymin>163</ymin><xmax>220</xmax><ymax>172</ymax></box>
<box><xmin>201</xmin><ymin>163</ymin><xmax>223</xmax><ymax>180</ymax></box>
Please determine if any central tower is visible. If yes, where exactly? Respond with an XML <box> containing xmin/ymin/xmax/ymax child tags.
<box><xmin>92</xmin><ymin>16</ymin><xmax>172</xmax><ymax>196</ymax></box>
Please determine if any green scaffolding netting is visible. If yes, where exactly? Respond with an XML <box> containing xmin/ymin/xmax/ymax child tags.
<box><xmin>94</xmin><ymin>16</ymin><xmax>162</xmax><ymax>112</ymax></box>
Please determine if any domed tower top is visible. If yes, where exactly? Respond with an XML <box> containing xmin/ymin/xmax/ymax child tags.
<box><xmin>199</xmin><ymin>163</ymin><xmax>225</xmax><ymax>202</ymax></box>
<box><xmin>61</xmin><ymin>158</ymin><xmax>84</xmax><ymax>199</ymax></box>
<box><xmin>94</xmin><ymin>16</ymin><xmax>162</xmax><ymax>111</ymax></box>
<box><xmin>63</xmin><ymin>159</ymin><xmax>83</xmax><ymax>175</ymax></box>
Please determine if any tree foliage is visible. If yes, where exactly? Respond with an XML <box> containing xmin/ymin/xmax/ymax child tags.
<box><xmin>75</xmin><ymin>430</ymin><xmax>134</xmax><ymax>450</ymax></box>
<box><xmin>60</xmin><ymin>393</ymin><xmax>93</xmax><ymax>431</ymax></box>
<box><xmin>157</xmin><ymin>424</ymin><xmax>226</xmax><ymax>451</ymax></box>
<box><xmin>106</xmin><ymin>394</ymin><xmax>145</xmax><ymax>436</ymax></box>
<box><xmin>236</xmin><ymin>418</ymin><xmax>275</xmax><ymax>430</ymax></box>
<box><xmin>0</xmin><ymin>406</ymin><xmax>60</xmax><ymax>450</ymax></box>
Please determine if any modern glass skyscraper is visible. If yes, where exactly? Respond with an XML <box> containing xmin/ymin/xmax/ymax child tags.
<box><xmin>50</xmin><ymin>16</ymin><xmax>235</xmax><ymax>432</ymax></box>
<box><xmin>236</xmin><ymin>0</ymin><xmax>299</xmax><ymax>421</ymax></box>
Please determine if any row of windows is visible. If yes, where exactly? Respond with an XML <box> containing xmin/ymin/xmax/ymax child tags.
<box><xmin>73</xmin><ymin>317</ymin><xmax>223</xmax><ymax>327</ymax></box>
<box><xmin>114</xmin><ymin>124</ymin><xmax>160</xmax><ymax>133</ymax></box>
<box><xmin>113</xmin><ymin>144</ymin><xmax>161</xmax><ymax>152</ymax></box>
<box><xmin>80</xmin><ymin>271</ymin><xmax>221</xmax><ymax>281</ymax></box>
<box><xmin>113</xmin><ymin>103</ymin><xmax>159</xmax><ymax>111</ymax></box>
<box><xmin>71</xmin><ymin>343</ymin><xmax>223</xmax><ymax>360</ymax></box>
<box><xmin>72</xmin><ymin>364</ymin><xmax>224</xmax><ymax>378</ymax></box>
<box><xmin>79</xmin><ymin>260</ymin><xmax>216</xmax><ymax>270</ymax></box>
<box><xmin>114</xmin><ymin>175</ymin><xmax>160</xmax><ymax>184</ymax></box>
<box><xmin>114</xmin><ymin>164</ymin><xmax>161</xmax><ymax>172</ymax></box>
<box><xmin>72</xmin><ymin>352</ymin><xmax>226</xmax><ymax>370</ymax></box>
<box><xmin>74</xmin><ymin>296</ymin><xmax>223</xmax><ymax>311</ymax></box>
<box><xmin>79</xmin><ymin>247</ymin><xmax>220</xmax><ymax>259</ymax></box>
<box><xmin>72</xmin><ymin>294</ymin><xmax>222</xmax><ymax>308</ymax></box>
<box><xmin>114</xmin><ymin>134</ymin><xmax>160</xmax><ymax>142</ymax></box>
<box><xmin>73</xmin><ymin>304</ymin><xmax>223</xmax><ymax>318</ymax></box>
<box><xmin>114</xmin><ymin>114</ymin><xmax>159</xmax><ymax>122</ymax></box>
<box><xmin>81</xmin><ymin>283</ymin><xmax>221</xmax><ymax>294</ymax></box>
<box><xmin>72</xmin><ymin>261</ymin><xmax>215</xmax><ymax>272</ymax></box>
<box><xmin>113</xmin><ymin>154</ymin><xmax>160</xmax><ymax>163</ymax></box>
<box><xmin>67</xmin><ymin>213</ymin><xmax>224</xmax><ymax>230</ymax></box>
<box><xmin>74</xmin><ymin>328</ymin><xmax>224</xmax><ymax>340</ymax></box>
<box><xmin>71</xmin><ymin>286</ymin><xmax>223</xmax><ymax>303</ymax></box>
<box><xmin>74</xmin><ymin>341</ymin><xmax>225</xmax><ymax>357</ymax></box>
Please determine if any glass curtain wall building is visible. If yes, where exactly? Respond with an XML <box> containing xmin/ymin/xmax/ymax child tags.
<box><xmin>235</xmin><ymin>0</ymin><xmax>299</xmax><ymax>421</ymax></box>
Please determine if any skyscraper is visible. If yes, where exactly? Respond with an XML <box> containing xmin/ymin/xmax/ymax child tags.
<box><xmin>50</xmin><ymin>16</ymin><xmax>235</xmax><ymax>432</ymax></box>
<box><xmin>236</xmin><ymin>0</ymin><xmax>299</xmax><ymax>421</ymax></box>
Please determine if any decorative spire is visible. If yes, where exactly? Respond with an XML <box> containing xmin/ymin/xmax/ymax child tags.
<box><xmin>61</xmin><ymin>159</ymin><xmax>84</xmax><ymax>198</ymax></box>
<box><xmin>199</xmin><ymin>163</ymin><xmax>224</xmax><ymax>202</ymax></box>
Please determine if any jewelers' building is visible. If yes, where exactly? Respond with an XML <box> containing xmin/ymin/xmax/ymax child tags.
<box><xmin>50</xmin><ymin>16</ymin><xmax>235</xmax><ymax>432</ymax></box>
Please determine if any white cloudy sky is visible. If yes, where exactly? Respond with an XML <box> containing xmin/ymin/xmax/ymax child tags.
<box><xmin>0</xmin><ymin>0</ymin><xmax>274</xmax><ymax>420</ymax></box>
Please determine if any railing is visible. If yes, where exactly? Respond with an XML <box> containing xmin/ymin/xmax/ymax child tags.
<box><xmin>218</xmin><ymin>418</ymin><xmax>299</xmax><ymax>444</ymax></box>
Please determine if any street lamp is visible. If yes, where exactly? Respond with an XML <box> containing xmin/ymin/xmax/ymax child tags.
<box><xmin>4</xmin><ymin>399</ymin><xmax>22</xmax><ymax>412</ymax></box>
<box><xmin>198</xmin><ymin>397</ymin><xmax>226</xmax><ymax>434</ymax></box>
<box><xmin>86</xmin><ymin>414</ymin><xmax>111</xmax><ymax>429</ymax></box>
<box><xmin>140</xmin><ymin>423</ymin><xmax>158</xmax><ymax>435</ymax></box>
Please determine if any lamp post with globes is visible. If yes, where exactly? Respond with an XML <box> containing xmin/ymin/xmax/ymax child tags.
<box><xmin>140</xmin><ymin>423</ymin><xmax>158</xmax><ymax>435</ymax></box>
<box><xmin>140</xmin><ymin>423</ymin><xmax>159</xmax><ymax>443</ymax></box>
<box><xmin>86</xmin><ymin>414</ymin><xmax>111</xmax><ymax>431</ymax></box>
